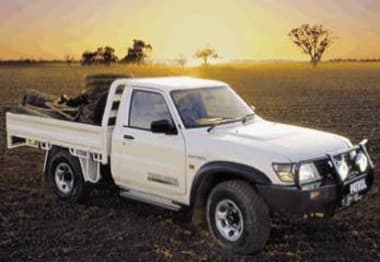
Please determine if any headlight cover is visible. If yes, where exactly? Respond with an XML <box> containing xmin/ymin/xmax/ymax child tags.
<box><xmin>272</xmin><ymin>163</ymin><xmax>295</xmax><ymax>183</ymax></box>
<box><xmin>298</xmin><ymin>163</ymin><xmax>321</xmax><ymax>184</ymax></box>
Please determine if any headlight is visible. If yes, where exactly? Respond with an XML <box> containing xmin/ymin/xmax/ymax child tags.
<box><xmin>298</xmin><ymin>163</ymin><xmax>321</xmax><ymax>184</ymax></box>
<box><xmin>355</xmin><ymin>152</ymin><xmax>368</xmax><ymax>172</ymax></box>
<box><xmin>272</xmin><ymin>163</ymin><xmax>295</xmax><ymax>183</ymax></box>
<box><xmin>273</xmin><ymin>162</ymin><xmax>321</xmax><ymax>184</ymax></box>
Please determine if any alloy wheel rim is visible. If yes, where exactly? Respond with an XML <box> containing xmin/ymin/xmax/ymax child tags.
<box><xmin>54</xmin><ymin>162</ymin><xmax>74</xmax><ymax>194</ymax></box>
<box><xmin>215</xmin><ymin>199</ymin><xmax>244</xmax><ymax>241</ymax></box>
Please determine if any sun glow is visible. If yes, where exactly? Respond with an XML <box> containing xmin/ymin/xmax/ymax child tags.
<box><xmin>0</xmin><ymin>0</ymin><xmax>379</xmax><ymax>60</ymax></box>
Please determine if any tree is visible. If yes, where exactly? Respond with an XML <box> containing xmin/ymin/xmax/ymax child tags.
<box><xmin>102</xmin><ymin>46</ymin><xmax>118</xmax><ymax>64</ymax></box>
<box><xmin>176</xmin><ymin>54</ymin><xmax>187</xmax><ymax>67</ymax></box>
<box><xmin>288</xmin><ymin>24</ymin><xmax>333</xmax><ymax>67</ymax></box>
<box><xmin>194</xmin><ymin>46</ymin><xmax>219</xmax><ymax>65</ymax></box>
<box><xmin>81</xmin><ymin>46</ymin><xmax>118</xmax><ymax>66</ymax></box>
<box><xmin>121</xmin><ymin>39</ymin><xmax>152</xmax><ymax>64</ymax></box>
<box><xmin>65</xmin><ymin>55</ymin><xmax>75</xmax><ymax>65</ymax></box>
<box><xmin>81</xmin><ymin>50</ymin><xmax>96</xmax><ymax>65</ymax></box>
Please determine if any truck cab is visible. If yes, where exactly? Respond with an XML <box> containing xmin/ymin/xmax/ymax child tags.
<box><xmin>111</xmin><ymin>77</ymin><xmax>257</xmax><ymax>202</ymax></box>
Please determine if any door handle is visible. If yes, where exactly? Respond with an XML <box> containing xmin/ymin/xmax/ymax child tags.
<box><xmin>123</xmin><ymin>134</ymin><xmax>135</xmax><ymax>140</ymax></box>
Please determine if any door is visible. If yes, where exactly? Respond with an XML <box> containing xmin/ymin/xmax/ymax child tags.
<box><xmin>113</xmin><ymin>89</ymin><xmax>186</xmax><ymax>196</ymax></box>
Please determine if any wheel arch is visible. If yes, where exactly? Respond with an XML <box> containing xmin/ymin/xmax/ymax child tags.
<box><xmin>189</xmin><ymin>161</ymin><xmax>271</xmax><ymax>225</ymax></box>
<box><xmin>44</xmin><ymin>145</ymin><xmax>105</xmax><ymax>184</ymax></box>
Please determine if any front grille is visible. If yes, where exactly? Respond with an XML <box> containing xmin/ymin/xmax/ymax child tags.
<box><xmin>314</xmin><ymin>158</ymin><xmax>335</xmax><ymax>181</ymax></box>
<box><xmin>314</xmin><ymin>149</ymin><xmax>362</xmax><ymax>182</ymax></box>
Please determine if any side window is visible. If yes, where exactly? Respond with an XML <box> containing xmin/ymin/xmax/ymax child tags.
<box><xmin>129</xmin><ymin>90</ymin><xmax>172</xmax><ymax>130</ymax></box>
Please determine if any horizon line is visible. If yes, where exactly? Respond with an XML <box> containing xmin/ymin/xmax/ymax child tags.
<box><xmin>2</xmin><ymin>57</ymin><xmax>380</xmax><ymax>62</ymax></box>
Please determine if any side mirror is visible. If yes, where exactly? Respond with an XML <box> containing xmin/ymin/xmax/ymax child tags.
<box><xmin>151</xmin><ymin>119</ymin><xmax>177</xmax><ymax>135</ymax></box>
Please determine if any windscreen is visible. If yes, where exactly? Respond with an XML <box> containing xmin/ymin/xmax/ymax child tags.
<box><xmin>171</xmin><ymin>86</ymin><xmax>252</xmax><ymax>128</ymax></box>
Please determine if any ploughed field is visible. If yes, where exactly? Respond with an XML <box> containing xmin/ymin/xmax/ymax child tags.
<box><xmin>0</xmin><ymin>63</ymin><xmax>379</xmax><ymax>261</ymax></box>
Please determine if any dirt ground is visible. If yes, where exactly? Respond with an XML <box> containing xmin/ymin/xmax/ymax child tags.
<box><xmin>0</xmin><ymin>64</ymin><xmax>379</xmax><ymax>261</ymax></box>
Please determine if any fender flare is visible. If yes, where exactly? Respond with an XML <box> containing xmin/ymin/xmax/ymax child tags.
<box><xmin>189</xmin><ymin>161</ymin><xmax>271</xmax><ymax>206</ymax></box>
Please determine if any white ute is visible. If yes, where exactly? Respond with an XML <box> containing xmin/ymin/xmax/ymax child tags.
<box><xmin>6</xmin><ymin>77</ymin><xmax>375</xmax><ymax>254</ymax></box>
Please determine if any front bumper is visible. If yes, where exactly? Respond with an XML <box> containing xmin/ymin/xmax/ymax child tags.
<box><xmin>257</xmin><ymin>169</ymin><xmax>374</xmax><ymax>218</ymax></box>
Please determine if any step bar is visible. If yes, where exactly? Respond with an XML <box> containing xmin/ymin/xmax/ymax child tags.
<box><xmin>120</xmin><ymin>189</ymin><xmax>182</xmax><ymax>211</ymax></box>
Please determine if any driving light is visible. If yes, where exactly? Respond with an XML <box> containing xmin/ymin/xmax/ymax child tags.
<box><xmin>336</xmin><ymin>158</ymin><xmax>349</xmax><ymax>181</ymax></box>
<box><xmin>273</xmin><ymin>163</ymin><xmax>295</xmax><ymax>183</ymax></box>
<box><xmin>355</xmin><ymin>152</ymin><xmax>368</xmax><ymax>172</ymax></box>
<box><xmin>298</xmin><ymin>163</ymin><xmax>321</xmax><ymax>184</ymax></box>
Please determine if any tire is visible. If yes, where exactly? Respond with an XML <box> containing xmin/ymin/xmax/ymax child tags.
<box><xmin>77</xmin><ymin>103</ymin><xmax>96</xmax><ymax>124</ymax></box>
<box><xmin>84</xmin><ymin>73</ymin><xmax>133</xmax><ymax>95</ymax></box>
<box><xmin>22</xmin><ymin>89</ymin><xmax>59</xmax><ymax>107</ymax></box>
<box><xmin>92</xmin><ymin>91</ymin><xmax>108</xmax><ymax>125</ymax></box>
<box><xmin>84</xmin><ymin>73</ymin><xmax>133</xmax><ymax>84</ymax></box>
<box><xmin>76</xmin><ymin>91</ymin><xmax>107</xmax><ymax>125</ymax></box>
<box><xmin>46</xmin><ymin>148</ymin><xmax>87</xmax><ymax>202</ymax></box>
<box><xmin>206</xmin><ymin>180</ymin><xmax>270</xmax><ymax>254</ymax></box>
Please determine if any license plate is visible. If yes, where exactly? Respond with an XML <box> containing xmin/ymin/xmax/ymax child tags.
<box><xmin>349</xmin><ymin>179</ymin><xmax>367</xmax><ymax>195</ymax></box>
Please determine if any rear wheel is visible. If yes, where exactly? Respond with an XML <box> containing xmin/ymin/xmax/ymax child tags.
<box><xmin>54</xmin><ymin>162</ymin><xmax>75</xmax><ymax>195</ymax></box>
<box><xmin>46</xmin><ymin>149</ymin><xmax>87</xmax><ymax>202</ymax></box>
<box><xmin>206</xmin><ymin>180</ymin><xmax>270</xmax><ymax>254</ymax></box>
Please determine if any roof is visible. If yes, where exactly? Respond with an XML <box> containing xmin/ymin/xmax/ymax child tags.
<box><xmin>123</xmin><ymin>76</ymin><xmax>227</xmax><ymax>91</ymax></box>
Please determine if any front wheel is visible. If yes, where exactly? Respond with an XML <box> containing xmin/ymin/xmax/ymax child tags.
<box><xmin>206</xmin><ymin>180</ymin><xmax>270</xmax><ymax>254</ymax></box>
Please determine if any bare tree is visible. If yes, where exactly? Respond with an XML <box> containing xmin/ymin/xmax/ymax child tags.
<box><xmin>65</xmin><ymin>55</ymin><xmax>75</xmax><ymax>65</ymax></box>
<box><xmin>176</xmin><ymin>54</ymin><xmax>187</xmax><ymax>67</ymax></box>
<box><xmin>194</xmin><ymin>46</ymin><xmax>219</xmax><ymax>65</ymax></box>
<box><xmin>288</xmin><ymin>24</ymin><xmax>333</xmax><ymax>67</ymax></box>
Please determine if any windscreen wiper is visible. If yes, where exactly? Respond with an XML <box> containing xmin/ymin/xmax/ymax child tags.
<box><xmin>206</xmin><ymin>117</ymin><xmax>239</xmax><ymax>132</ymax></box>
<box><xmin>207</xmin><ymin>114</ymin><xmax>255</xmax><ymax>132</ymax></box>
<box><xmin>241</xmin><ymin>113</ymin><xmax>255</xmax><ymax>124</ymax></box>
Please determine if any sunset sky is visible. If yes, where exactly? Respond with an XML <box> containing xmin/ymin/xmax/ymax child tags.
<box><xmin>0</xmin><ymin>0</ymin><xmax>379</xmax><ymax>60</ymax></box>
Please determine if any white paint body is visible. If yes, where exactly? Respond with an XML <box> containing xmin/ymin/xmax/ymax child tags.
<box><xmin>6</xmin><ymin>77</ymin><xmax>353</xmax><ymax>206</ymax></box>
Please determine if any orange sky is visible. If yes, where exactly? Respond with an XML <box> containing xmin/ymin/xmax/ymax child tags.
<box><xmin>0</xmin><ymin>0</ymin><xmax>379</xmax><ymax>60</ymax></box>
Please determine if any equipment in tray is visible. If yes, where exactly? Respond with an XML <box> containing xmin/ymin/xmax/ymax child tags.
<box><xmin>15</xmin><ymin>74</ymin><xmax>132</xmax><ymax>125</ymax></box>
